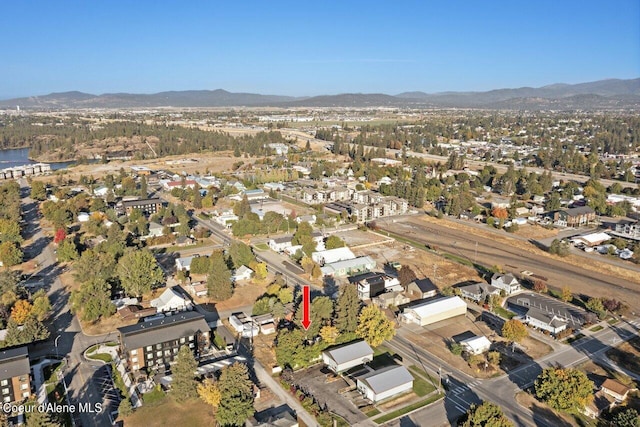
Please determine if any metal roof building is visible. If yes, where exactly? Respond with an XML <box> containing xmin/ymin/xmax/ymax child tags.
<box><xmin>400</xmin><ymin>296</ymin><xmax>467</xmax><ymax>326</ymax></box>
<box><xmin>321</xmin><ymin>340</ymin><xmax>374</xmax><ymax>373</ymax></box>
<box><xmin>356</xmin><ymin>365</ymin><xmax>414</xmax><ymax>402</ymax></box>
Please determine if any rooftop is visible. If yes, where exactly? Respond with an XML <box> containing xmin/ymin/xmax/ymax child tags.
<box><xmin>0</xmin><ymin>346</ymin><xmax>30</xmax><ymax>380</ymax></box>
<box><xmin>356</xmin><ymin>365</ymin><xmax>413</xmax><ymax>394</ymax></box>
<box><xmin>323</xmin><ymin>340</ymin><xmax>373</xmax><ymax>366</ymax></box>
<box><xmin>118</xmin><ymin>311</ymin><xmax>209</xmax><ymax>350</ymax></box>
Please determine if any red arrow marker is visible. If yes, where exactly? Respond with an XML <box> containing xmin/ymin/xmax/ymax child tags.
<box><xmin>301</xmin><ymin>285</ymin><xmax>311</xmax><ymax>330</ymax></box>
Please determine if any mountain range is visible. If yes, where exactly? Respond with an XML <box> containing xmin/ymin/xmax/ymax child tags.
<box><xmin>1</xmin><ymin>78</ymin><xmax>638</xmax><ymax>110</ymax></box>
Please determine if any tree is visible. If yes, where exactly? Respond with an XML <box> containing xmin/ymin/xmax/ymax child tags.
<box><xmin>585</xmin><ymin>297</ymin><xmax>606</xmax><ymax>319</ymax></box>
<box><xmin>53</xmin><ymin>228</ymin><xmax>66</xmax><ymax>244</ymax></box>
<box><xmin>356</xmin><ymin>305</ymin><xmax>395</xmax><ymax>347</ymax></box>
<box><xmin>325</xmin><ymin>235</ymin><xmax>346</xmax><ymax>250</ymax></box>
<box><xmin>171</xmin><ymin>345</ymin><xmax>198</xmax><ymax>402</ymax></box>
<box><xmin>532</xmin><ymin>279</ymin><xmax>547</xmax><ymax>293</ymax></box>
<box><xmin>25</xmin><ymin>399</ymin><xmax>61</xmax><ymax>427</ymax></box>
<box><xmin>250</xmin><ymin>261</ymin><xmax>268</xmax><ymax>280</ymax></box>
<box><xmin>320</xmin><ymin>325</ymin><xmax>339</xmax><ymax>344</ymax></box>
<box><xmin>487</xmin><ymin>351</ymin><xmax>501</xmax><ymax>367</ymax></box>
<box><xmin>275</xmin><ymin>329</ymin><xmax>312</xmax><ymax>368</ymax></box>
<box><xmin>197</xmin><ymin>378</ymin><xmax>221</xmax><ymax>409</ymax></box>
<box><xmin>336</xmin><ymin>285</ymin><xmax>360</xmax><ymax>333</ymax></box>
<box><xmin>216</xmin><ymin>362</ymin><xmax>255</xmax><ymax>427</ymax></box>
<box><xmin>545</xmin><ymin>192</ymin><xmax>561</xmax><ymax>211</ymax></box>
<box><xmin>0</xmin><ymin>242</ymin><xmax>22</xmax><ymax>267</ymax></box>
<box><xmin>207</xmin><ymin>251</ymin><xmax>232</xmax><ymax>300</ymax></box>
<box><xmin>10</xmin><ymin>299</ymin><xmax>32</xmax><ymax>324</ymax></box>
<box><xmin>228</xmin><ymin>241</ymin><xmax>255</xmax><ymax>269</ymax></box>
<box><xmin>450</xmin><ymin>342</ymin><xmax>463</xmax><ymax>356</ymax></box>
<box><xmin>501</xmin><ymin>319</ymin><xmax>528</xmax><ymax>343</ymax></box>
<box><xmin>116</xmin><ymin>249</ymin><xmax>164</xmax><ymax>297</ymax></box>
<box><xmin>461</xmin><ymin>401</ymin><xmax>514</xmax><ymax>427</ymax></box>
<box><xmin>0</xmin><ymin>219</ymin><xmax>22</xmax><ymax>244</ymax></box>
<box><xmin>397</xmin><ymin>265</ymin><xmax>417</xmax><ymax>287</ymax></box>
<box><xmin>611</xmin><ymin>408</ymin><xmax>639</xmax><ymax>427</ymax></box>
<box><xmin>30</xmin><ymin>181</ymin><xmax>47</xmax><ymax>201</ymax></box>
<box><xmin>311</xmin><ymin>263</ymin><xmax>322</xmax><ymax>279</ymax></box>
<box><xmin>492</xmin><ymin>207</ymin><xmax>508</xmax><ymax>221</ymax></box>
<box><xmin>57</xmin><ymin>238</ymin><xmax>79</xmax><ymax>262</ymax></box>
<box><xmin>295</xmin><ymin>295</ymin><xmax>334</xmax><ymax>338</ymax></box>
<box><xmin>31</xmin><ymin>290</ymin><xmax>51</xmax><ymax>321</ymax></box>
<box><xmin>70</xmin><ymin>277</ymin><xmax>116</xmax><ymax>322</ymax></box>
<box><xmin>534</xmin><ymin>367</ymin><xmax>594</xmax><ymax>413</ymax></box>
<box><xmin>561</xmin><ymin>286</ymin><xmax>572</xmax><ymax>303</ymax></box>
<box><xmin>549</xmin><ymin>239</ymin><xmax>570</xmax><ymax>257</ymax></box>
<box><xmin>189</xmin><ymin>256</ymin><xmax>211</xmax><ymax>275</ymax></box>
<box><xmin>118</xmin><ymin>398</ymin><xmax>133</xmax><ymax>418</ymax></box>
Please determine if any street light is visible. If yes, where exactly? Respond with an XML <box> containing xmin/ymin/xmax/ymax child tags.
<box><xmin>55</xmin><ymin>334</ymin><xmax>61</xmax><ymax>359</ymax></box>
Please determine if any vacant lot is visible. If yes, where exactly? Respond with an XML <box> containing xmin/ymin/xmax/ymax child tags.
<box><xmin>122</xmin><ymin>396</ymin><xmax>216</xmax><ymax>427</ymax></box>
<box><xmin>607</xmin><ymin>336</ymin><xmax>640</xmax><ymax>377</ymax></box>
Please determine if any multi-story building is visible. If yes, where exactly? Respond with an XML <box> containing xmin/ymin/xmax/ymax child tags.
<box><xmin>0</xmin><ymin>346</ymin><xmax>32</xmax><ymax>403</ymax></box>
<box><xmin>122</xmin><ymin>198</ymin><xmax>164</xmax><ymax>216</ymax></box>
<box><xmin>118</xmin><ymin>311</ymin><xmax>210</xmax><ymax>373</ymax></box>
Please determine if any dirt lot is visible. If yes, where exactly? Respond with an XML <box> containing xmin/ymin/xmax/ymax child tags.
<box><xmin>35</xmin><ymin>151</ymin><xmax>252</xmax><ymax>183</ymax></box>
<box><xmin>336</xmin><ymin>229</ymin><xmax>392</xmax><ymax>248</ymax></box>
<box><xmin>252</xmin><ymin>334</ymin><xmax>277</xmax><ymax>371</ymax></box>
<box><xmin>606</xmin><ymin>336</ymin><xmax>640</xmax><ymax>378</ymax></box>
<box><xmin>513</xmin><ymin>224</ymin><xmax>558</xmax><ymax>240</ymax></box>
<box><xmin>398</xmin><ymin>315</ymin><xmax>552</xmax><ymax>378</ymax></box>
<box><xmin>578</xmin><ymin>359</ymin><xmax>638</xmax><ymax>389</ymax></box>
<box><xmin>195</xmin><ymin>275</ymin><xmax>272</xmax><ymax>312</ymax></box>
<box><xmin>515</xmin><ymin>392</ymin><xmax>579</xmax><ymax>427</ymax></box>
<box><xmin>359</xmin><ymin>241</ymin><xmax>483</xmax><ymax>288</ymax></box>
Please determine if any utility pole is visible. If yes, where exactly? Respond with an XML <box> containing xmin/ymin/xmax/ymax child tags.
<box><xmin>474</xmin><ymin>241</ymin><xmax>478</xmax><ymax>264</ymax></box>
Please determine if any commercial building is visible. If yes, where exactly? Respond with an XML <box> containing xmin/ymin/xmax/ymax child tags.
<box><xmin>356</xmin><ymin>365</ymin><xmax>414</xmax><ymax>403</ymax></box>
<box><xmin>400</xmin><ymin>296</ymin><xmax>467</xmax><ymax>326</ymax></box>
<box><xmin>321</xmin><ymin>340</ymin><xmax>374</xmax><ymax>373</ymax></box>
<box><xmin>460</xmin><ymin>336</ymin><xmax>492</xmax><ymax>355</ymax></box>
<box><xmin>118</xmin><ymin>311</ymin><xmax>210</xmax><ymax>373</ymax></box>
<box><xmin>320</xmin><ymin>256</ymin><xmax>376</xmax><ymax>277</ymax></box>
<box><xmin>0</xmin><ymin>346</ymin><xmax>31</xmax><ymax>403</ymax></box>
<box><xmin>311</xmin><ymin>247</ymin><xmax>356</xmax><ymax>266</ymax></box>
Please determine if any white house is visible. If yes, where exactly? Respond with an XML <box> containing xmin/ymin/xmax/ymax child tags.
<box><xmin>321</xmin><ymin>340</ymin><xmax>374</xmax><ymax>373</ymax></box>
<box><xmin>523</xmin><ymin>308</ymin><xmax>567</xmax><ymax>335</ymax></box>
<box><xmin>232</xmin><ymin>265</ymin><xmax>253</xmax><ymax>282</ymax></box>
<box><xmin>400</xmin><ymin>296</ymin><xmax>467</xmax><ymax>326</ymax></box>
<box><xmin>93</xmin><ymin>186</ymin><xmax>110</xmax><ymax>197</ymax></box>
<box><xmin>175</xmin><ymin>256</ymin><xmax>196</xmax><ymax>272</ymax></box>
<box><xmin>311</xmin><ymin>247</ymin><xmax>356</xmax><ymax>266</ymax></box>
<box><xmin>214</xmin><ymin>212</ymin><xmax>239</xmax><ymax>228</ymax></box>
<box><xmin>150</xmin><ymin>288</ymin><xmax>193</xmax><ymax>313</ymax></box>
<box><xmin>460</xmin><ymin>335</ymin><xmax>492</xmax><ymax>355</ymax></box>
<box><xmin>148</xmin><ymin>222</ymin><xmax>164</xmax><ymax>238</ymax></box>
<box><xmin>491</xmin><ymin>273</ymin><xmax>521</xmax><ymax>295</ymax></box>
<box><xmin>356</xmin><ymin>365</ymin><xmax>414</xmax><ymax>403</ymax></box>
<box><xmin>268</xmin><ymin>236</ymin><xmax>293</xmax><ymax>253</ymax></box>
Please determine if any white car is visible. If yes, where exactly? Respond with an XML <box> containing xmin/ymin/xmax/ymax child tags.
<box><xmin>520</xmin><ymin>270</ymin><xmax>533</xmax><ymax>276</ymax></box>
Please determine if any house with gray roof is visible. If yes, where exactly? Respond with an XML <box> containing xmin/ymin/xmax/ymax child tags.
<box><xmin>356</xmin><ymin>365</ymin><xmax>414</xmax><ymax>402</ymax></box>
<box><xmin>118</xmin><ymin>311</ymin><xmax>210</xmax><ymax>373</ymax></box>
<box><xmin>458</xmin><ymin>282</ymin><xmax>500</xmax><ymax>302</ymax></box>
<box><xmin>523</xmin><ymin>307</ymin><xmax>568</xmax><ymax>335</ymax></box>
<box><xmin>0</xmin><ymin>346</ymin><xmax>31</xmax><ymax>403</ymax></box>
<box><xmin>491</xmin><ymin>273</ymin><xmax>521</xmax><ymax>295</ymax></box>
<box><xmin>150</xmin><ymin>287</ymin><xmax>193</xmax><ymax>313</ymax></box>
<box><xmin>321</xmin><ymin>340</ymin><xmax>374</xmax><ymax>373</ymax></box>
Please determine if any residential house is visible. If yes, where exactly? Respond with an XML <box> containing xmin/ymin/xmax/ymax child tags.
<box><xmin>122</xmin><ymin>198</ymin><xmax>164</xmax><ymax>216</ymax></box>
<box><xmin>322</xmin><ymin>340</ymin><xmax>374</xmax><ymax>373</ymax></box>
<box><xmin>118</xmin><ymin>305</ymin><xmax>158</xmax><ymax>320</ymax></box>
<box><xmin>458</xmin><ymin>282</ymin><xmax>500</xmax><ymax>303</ymax></box>
<box><xmin>407</xmin><ymin>278</ymin><xmax>438</xmax><ymax>299</ymax></box>
<box><xmin>175</xmin><ymin>256</ymin><xmax>196</xmax><ymax>272</ymax></box>
<box><xmin>232</xmin><ymin>265</ymin><xmax>253</xmax><ymax>282</ymax></box>
<box><xmin>187</xmin><ymin>282</ymin><xmax>208</xmax><ymax>298</ymax></box>
<box><xmin>213</xmin><ymin>211</ymin><xmax>239</xmax><ymax>228</ymax></box>
<box><xmin>118</xmin><ymin>311</ymin><xmax>211</xmax><ymax>373</ymax></box>
<box><xmin>269</xmin><ymin>236</ymin><xmax>293</xmax><ymax>253</ymax></box>
<box><xmin>491</xmin><ymin>273</ymin><xmax>521</xmax><ymax>295</ymax></box>
<box><xmin>523</xmin><ymin>307</ymin><xmax>568</xmax><ymax>335</ymax></box>
<box><xmin>321</xmin><ymin>256</ymin><xmax>376</xmax><ymax>278</ymax></box>
<box><xmin>248</xmin><ymin>406</ymin><xmax>298</xmax><ymax>427</ymax></box>
<box><xmin>373</xmin><ymin>291</ymin><xmax>410</xmax><ymax>308</ymax></box>
<box><xmin>0</xmin><ymin>346</ymin><xmax>31</xmax><ymax>403</ymax></box>
<box><xmin>163</xmin><ymin>180</ymin><xmax>197</xmax><ymax>191</ymax></box>
<box><xmin>356</xmin><ymin>365</ymin><xmax>414</xmax><ymax>403</ymax></box>
<box><xmin>311</xmin><ymin>247</ymin><xmax>355</xmax><ymax>266</ymax></box>
<box><xmin>583</xmin><ymin>392</ymin><xmax>615</xmax><ymax>419</ymax></box>
<box><xmin>601</xmin><ymin>379</ymin><xmax>634</xmax><ymax>402</ymax></box>
<box><xmin>460</xmin><ymin>336</ymin><xmax>492</xmax><ymax>355</ymax></box>
<box><xmin>150</xmin><ymin>288</ymin><xmax>193</xmax><ymax>313</ymax></box>
<box><xmin>229</xmin><ymin>313</ymin><xmax>259</xmax><ymax>338</ymax></box>
<box><xmin>349</xmin><ymin>272</ymin><xmax>401</xmax><ymax>300</ymax></box>
<box><xmin>263</xmin><ymin>182</ymin><xmax>285</xmax><ymax>192</ymax></box>
<box><xmin>175</xmin><ymin>236</ymin><xmax>194</xmax><ymax>246</ymax></box>
<box><xmin>148</xmin><ymin>222</ymin><xmax>164</xmax><ymax>238</ymax></box>
<box><xmin>93</xmin><ymin>185</ymin><xmax>110</xmax><ymax>197</ymax></box>
<box><xmin>400</xmin><ymin>296</ymin><xmax>467</xmax><ymax>326</ymax></box>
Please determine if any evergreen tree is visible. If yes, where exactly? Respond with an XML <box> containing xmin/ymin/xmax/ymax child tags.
<box><xmin>216</xmin><ymin>363</ymin><xmax>255</xmax><ymax>427</ymax></box>
<box><xmin>171</xmin><ymin>345</ymin><xmax>198</xmax><ymax>402</ymax></box>
<box><xmin>207</xmin><ymin>251</ymin><xmax>233</xmax><ymax>300</ymax></box>
<box><xmin>336</xmin><ymin>285</ymin><xmax>360</xmax><ymax>333</ymax></box>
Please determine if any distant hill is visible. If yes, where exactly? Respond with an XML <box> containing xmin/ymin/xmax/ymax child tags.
<box><xmin>1</xmin><ymin>78</ymin><xmax>638</xmax><ymax>110</ymax></box>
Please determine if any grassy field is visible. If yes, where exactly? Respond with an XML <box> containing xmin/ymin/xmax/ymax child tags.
<box><xmin>122</xmin><ymin>396</ymin><xmax>216</xmax><ymax>427</ymax></box>
<box><xmin>590</xmin><ymin>325</ymin><xmax>604</xmax><ymax>332</ymax></box>
<box><xmin>86</xmin><ymin>352</ymin><xmax>112</xmax><ymax>363</ymax></box>
<box><xmin>494</xmin><ymin>306</ymin><xmax>516</xmax><ymax>319</ymax></box>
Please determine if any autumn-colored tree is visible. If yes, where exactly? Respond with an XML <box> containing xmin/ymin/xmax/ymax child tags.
<box><xmin>319</xmin><ymin>325</ymin><xmax>339</xmax><ymax>344</ymax></box>
<box><xmin>11</xmin><ymin>300</ymin><xmax>33</xmax><ymax>324</ymax></box>
<box><xmin>561</xmin><ymin>286</ymin><xmax>573</xmax><ymax>302</ymax></box>
<box><xmin>53</xmin><ymin>228</ymin><xmax>67</xmax><ymax>244</ymax></box>
<box><xmin>462</xmin><ymin>401</ymin><xmax>514</xmax><ymax>427</ymax></box>
<box><xmin>533</xmin><ymin>280</ymin><xmax>547</xmax><ymax>293</ymax></box>
<box><xmin>491</xmin><ymin>207</ymin><xmax>509</xmax><ymax>220</ymax></box>
<box><xmin>535</xmin><ymin>368</ymin><xmax>594</xmax><ymax>413</ymax></box>
<box><xmin>356</xmin><ymin>305</ymin><xmax>395</xmax><ymax>347</ymax></box>
<box><xmin>501</xmin><ymin>319</ymin><xmax>528</xmax><ymax>343</ymax></box>
<box><xmin>197</xmin><ymin>378</ymin><xmax>221</xmax><ymax>409</ymax></box>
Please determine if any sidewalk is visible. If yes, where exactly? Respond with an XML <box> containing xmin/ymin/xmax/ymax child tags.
<box><xmin>31</xmin><ymin>359</ymin><xmax>56</xmax><ymax>405</ymax></box>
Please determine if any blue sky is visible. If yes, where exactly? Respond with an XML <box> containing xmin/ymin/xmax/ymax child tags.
<box><xmin>1</xmin><ymin>0</ymin><xmax>639</xmax><ymax>98</ymax></box>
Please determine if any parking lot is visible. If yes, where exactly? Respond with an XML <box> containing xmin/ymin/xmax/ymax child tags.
<box><xmin>292</xmin><ymin>365</ymin><xmax>368</xmax><ymax>425</ymax></box>
<box><xmin>94</xmin><ymin>365</ymin><xmax>122</xmax><ymax>422</ymax></box>
<box><xmin>507</xmin><ymin>292</ymin><xmax>586</xmax><ymax>328</ymax></box>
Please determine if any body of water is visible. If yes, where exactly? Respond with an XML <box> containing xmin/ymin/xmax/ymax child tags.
<box><xmin>0</xmin><ymin>147</ymin><xmax>80</xmax><ymax>170</ymax></box>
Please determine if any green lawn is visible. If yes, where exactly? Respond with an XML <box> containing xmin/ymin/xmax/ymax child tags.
<box><xmin>111</xmin><ymin>363</ymin><xmax>130</xmax><ymax>399</ymax></box>
<box><xmin>87</xmin><ymin>353</ymin><xmax>112</xmax><ymax>363</ymax></box>
<box><xmin>253</xmin><ymin>243</ymin><xmax>269</xmax><ymax>251</ymax></box>
<box><xmin>608</xmin><ymin>318</ymin><xmax>620</xmax><ymax>325</ymax></box>
<box><xmin>494</xmin><ymin>306</ymin><xmax>516</xmax><ymax>319</ymax></box>
<box><xmin>413</xmin><ymin>376</ymin><xmax>436</xmax><ymax>397</ymax></box>
<box><xmin>142</xmin><ymin>386</ymin><xmax>165</xmax><ymax>404</ymax></box>
<box><xmin>366</xmin><ymin>408</ymin><xmax>381</xmax><ymax>417</ymax></box>
<box><xmin>590</xmin><ymin>325</ymin><xmax>604</xmax><ymax>332</ymax></box>
<box><xmin>373</xmin><ymin>393</ymin><xmax>444</xmax><ymax>424</ymax></box>
<box><xmin>373</xmin><ymin>345</ymin><xmax>395</xmax><ymax>357</ymax></box>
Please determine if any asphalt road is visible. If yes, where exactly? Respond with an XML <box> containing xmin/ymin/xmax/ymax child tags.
<box><xmin>375</xmin><ymin>216</ymin><xmax>640</xmax><ymax>310</ymax></box>
<box><xmin>18</xmin><ymin>180</ymin><xmax>116</xmax><ymax>427</ymax></box>
<box><xmin>384</xmin><ymin>319</ymin><xmax>640</xmax><ymax>426</ymax></box>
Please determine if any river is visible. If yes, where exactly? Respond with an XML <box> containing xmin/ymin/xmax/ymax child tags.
<box><xmin>0</xmin><ymin>147</ymin><xmax>81</xmax><ymax>170</ymax></box>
